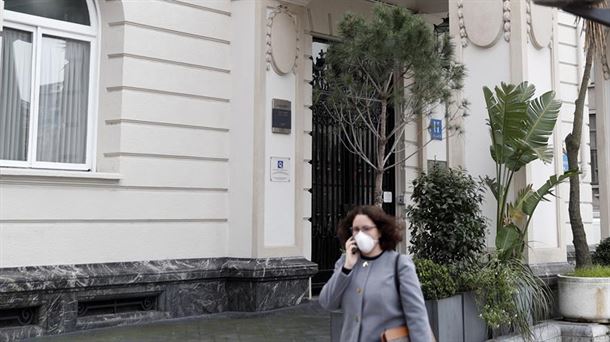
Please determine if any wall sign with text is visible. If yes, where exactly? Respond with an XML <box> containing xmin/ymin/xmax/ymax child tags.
<box><xmin>430</xmin><ymin>119</ymin><xmax>443</xmax><ymax>140</ymax></box>
<box><xmin>270</xmin><ymin>157</ymin><xmax>291</xmax><ymax>182</ymax></box>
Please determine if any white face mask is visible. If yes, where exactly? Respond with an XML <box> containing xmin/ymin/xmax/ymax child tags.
<box><xmin>354</xmin><ymin>232</ymin><xmax>378</xmax><ymax>254</ymax></box>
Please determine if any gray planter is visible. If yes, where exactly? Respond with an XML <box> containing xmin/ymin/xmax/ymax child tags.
<box><xmin>426</xmin><ymin>294</ymin><xmax>464</xmax><ymax>342</ymax></box>
<box><xmin>461</xmin><ymin>291</ymin><xmax>488</xmax><ymax>342</ymax></box>
<box><xmin>330</xmin><ymin>292</ymin><xmax>486</xmax><ymax>341</ymax></box>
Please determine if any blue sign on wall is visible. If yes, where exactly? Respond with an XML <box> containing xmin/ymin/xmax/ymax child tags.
<box><xmin>430</xmin><ymin>119</ymin><xmax>443</xmax><ymax>140</ymax></box>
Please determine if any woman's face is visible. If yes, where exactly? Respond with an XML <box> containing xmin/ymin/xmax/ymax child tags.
<box><xmin>351</xmin><ymin>214</ymin><xmax>381</xmax><ymax>240</ymax></box>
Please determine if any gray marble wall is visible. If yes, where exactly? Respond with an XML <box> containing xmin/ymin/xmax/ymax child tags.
<box><xmin>0</xmin><ymin>257</ymin><xmax>317</xmax><ymax>341</ymax></box>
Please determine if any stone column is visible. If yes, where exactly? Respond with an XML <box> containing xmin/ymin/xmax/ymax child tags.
<box><xmin>594</xmin><ymin>55</ymin><xmax>610</xmax><ymax>240</ymax></box>
<box><xmin>453</xmin><ymin>0</ymin><xmax>570</xmax><ymax>264</ymax></box>
<box><xmin>230</xmin><ymin>0</ymin><xmax>312</xmax><ymax>259</ymax></box>
<box><xmin>229</xmin><ymin>0</ymin><xmax>267</xmax><ymax>258</ymax></box>
<box><xmin>257</xmin><ymin>0</ymin><xmax>311</xmax><ymax>258</ymax></box>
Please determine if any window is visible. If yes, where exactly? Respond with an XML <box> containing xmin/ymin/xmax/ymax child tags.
<box><xmin>1</xmin><ymin>0</ymin><xmax>97</xmax><ymax>170</ymax></box>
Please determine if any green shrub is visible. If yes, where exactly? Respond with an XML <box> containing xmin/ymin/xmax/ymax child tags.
<box><xmin>571</xmin><ymin>265</ymin><xmax>610</xmax><ymax>277</ymax></box>
<box><xmin>593</xmin><ymin>237</ymin><xmax>610</xmax><ymax>266</ymax></box>
<box><xmin>449</xmin><ymin>264</ymin><xmax>481</xmax><ymax>292</ymax></box>
<box><xmin>414</xmin><ymin>259</ymin><xmax>456</xmax><ymax>300</ymax></box>
<box><xmin>407</xmin><ymin>165</ymin><xmax>488</xmax><ymax>269</ymax></box>
<box><xmin>473</xmin><ymin>255</ymin><xmax>552</xmax><ymax>338</ymax></box>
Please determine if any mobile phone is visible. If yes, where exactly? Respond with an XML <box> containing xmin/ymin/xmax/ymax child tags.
<box><xmin>347</xmin><ymin>229</ymin><xmax>358</xmax><ymax>253</ymax></box>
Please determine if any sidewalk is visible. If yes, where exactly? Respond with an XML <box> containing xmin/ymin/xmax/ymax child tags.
<box><xmin>27</xmin><ymin>300</ymin><xmax>330</xmax><ymax>342</ymax></box>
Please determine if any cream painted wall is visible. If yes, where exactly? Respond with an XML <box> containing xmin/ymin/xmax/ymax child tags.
<box><xmin>0</xmin><ymin>0</ymin><xmax>601</xmax><ymax>268</ymax></box>
<box><xmin>462</xmin><ymin>42</ymin><xmax>511</xmax><ymax>247</ymax></box>
<box><xmin>0</xmin><ymin>0</ymin><xmax>233</xmax><ymax>267</ymax></box>
<box><xmin>264</xmin><ymin>67</ymin><xmax>297</xmax><ymax>247</ymax></box>
<box><xmin>228</xmin><ymin>0</ymin><xmax>260</xmax><ymax>258</ymax></box>
<box><xmin>526</xmin><ymin>46</ymin><xmax>559</xmax><ymax>250</ymax></box>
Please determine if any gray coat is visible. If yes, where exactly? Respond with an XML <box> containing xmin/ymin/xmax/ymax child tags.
<box><xmin>319</xmin><ymin>251</ymin><xmax>432</xmax><ymax>342</ymax></box>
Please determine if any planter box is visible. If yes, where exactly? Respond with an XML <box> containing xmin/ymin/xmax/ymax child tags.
<box><xmin>462</xmin><ymin>292</ymin><xmax>488</xmax><ymax>342</ymax></box>
<box><xmin>329</xmin><ymin>292</ymin><xmax>487</xmax><ymax>342</ymax></box>
<box><xmin>426</xmin><ymin>294</ymin><xmax>464</xmax><ymax>342</ymax></box>
<box><xmin>558</xmin><ymin>275</ymin><xmax>610</xmax><ymax>323</ymax></box>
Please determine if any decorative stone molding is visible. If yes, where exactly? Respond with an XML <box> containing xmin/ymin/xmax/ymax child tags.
<box><xmin>526</xmin><ymin>0</ymin><xmax>532</xmax><ymax>43</ymax></box>
<box><xmin>503</xmin><ymin>0</ymin><xmax>511</xmax><ymax>42</ymax></box>
<box><xmin>528</xmin><ymin>0</ymin><xmax>554</xmax><ymax>49</ymax></box>
<box><xmin>460</xmin><ymin>0</ymin><xmax>504</xmax><ymax>48</ymax></box>
<box><xmin>457</xmin><ymin>0</ymin><xmax>468</xmax><ymax>47</ymax></box>
<box><xmin>266</xmin><ymin>5</ymin><xmax>300</xmax><ymax>75</ymax></box>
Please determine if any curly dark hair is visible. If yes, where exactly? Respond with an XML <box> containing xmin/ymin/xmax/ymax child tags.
<box><xmin>336</xmin><ymin>205</ymin><xmax>403</xmax><ymax>251</ymax></box>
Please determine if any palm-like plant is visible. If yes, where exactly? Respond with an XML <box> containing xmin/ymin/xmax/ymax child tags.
<box><xmin>484</xmin><ymin>82</ymin><xmax>576</xmax><ymax>260</ymax></box>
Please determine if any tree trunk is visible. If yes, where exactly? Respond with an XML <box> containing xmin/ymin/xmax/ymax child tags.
<box><xmin>374</xmin><ymin>169</ymin><xmax>384</xmax><ymax>207</ymax></box>
<box><xmin>374</xmin><ymin>99</ymin><xmax>388</xmax><ymax>207</ymax></box>
<box><xmin>566</xmin><ymin>46</ymin><xmax>593</xmax><ymax>269</ymax></box>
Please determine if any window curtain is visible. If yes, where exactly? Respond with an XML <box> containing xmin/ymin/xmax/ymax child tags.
<box><xmin>0</xmin><ymin>28</ymin><xmax>32</xmax><ymax>161</ymax></box>
<box><xmin>36</xmin><ymin>36</ymin><xmax>90</xmax><ymax>164</ymax></box>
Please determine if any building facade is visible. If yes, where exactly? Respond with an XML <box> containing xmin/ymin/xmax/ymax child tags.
<box><xmin>0</xmin><ymin>0</ymin><xmax>608</xmax><ymax>339</ymax></box>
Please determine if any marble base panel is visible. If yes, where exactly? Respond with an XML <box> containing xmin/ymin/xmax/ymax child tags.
<box><xmin>0</xmin><ymin>257</ymin><xmax>317</xmax><ymax>341</ymax></box>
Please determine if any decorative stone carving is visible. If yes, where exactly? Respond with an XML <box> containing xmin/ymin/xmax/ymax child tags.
<box><xmin>266</xmin><ymin>5</ymin><xmax>299</xmax><ymax>75</ymax></box>
<box><xmin>528</xmin><ymin>0</ymin><xmax>554</xmax><ymax>49</ymax></box>
<box><xmin>457</xmin><ymin>0</ymin><xmax>468</xmax><ymax>47</ymax></box>
<box><xmin>526</xmin><ymin>0</ymin><xmax>532</xmax><ymax>43</ymax></box>
<box><xmin>459</xmin><ymin>0</ymin><xmax>504</xmax><ymax>48</ymax></box>
<box><xmin>503</xmin><ymin>0</ymin><xmax>511</xmax><ymax>42</ymax></box>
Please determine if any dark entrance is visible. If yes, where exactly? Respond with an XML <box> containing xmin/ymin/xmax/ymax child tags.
<box><xmin>310</xmin><ymin>40</ymin><xmax>396</xmax><ymax>293</ymax></box>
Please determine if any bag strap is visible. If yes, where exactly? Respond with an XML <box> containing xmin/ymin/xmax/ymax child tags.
<box><xmin>395</xmin><ymin>253</ymin><xmax>404</xmax><ymax>312</ymax></box>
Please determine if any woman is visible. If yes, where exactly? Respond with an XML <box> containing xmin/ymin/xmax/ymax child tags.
<box><xmin>319</xmin><ymin>205</ymin><xmax>432</xmax><ymax>342</ymax></box>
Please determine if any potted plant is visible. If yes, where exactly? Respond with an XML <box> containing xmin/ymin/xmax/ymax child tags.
<box><xmin>558</xmin><ymin>238</ymin><xmax>610</xmax><ymax>321</ymax></box>
<box><xmin>554</xmin><ymin>2</ymin><xmax>610</xmax><ymax>324</ymax></box>
<box><xmin>481</xmin><ymin>82</ymin><xmax>573</xmax><ymax>339</ymax></box>
<box><xmin>413</xmin><ymin>259</ymin><xmax>462</xmax><ymax>342</ymax></box>
<box><xmin>407</xmin><ymin>165</ymin><xmax>488</xmax><ymax>341</ymax></box>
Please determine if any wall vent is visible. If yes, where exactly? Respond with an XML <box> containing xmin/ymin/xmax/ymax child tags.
<box><xmin>0</xmin><ymin>307</ymin><xmax>38</xmax><ymax>327</ymax></box>
<box><xmin>77</xmin><ymin>295</ymin><xmax>158</xmax><ymax>317</ymax></box>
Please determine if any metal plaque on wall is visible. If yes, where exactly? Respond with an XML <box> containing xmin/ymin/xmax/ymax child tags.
<box><xmin>270</xmin><ymin>157</ymin><xmax>290</xmax><ymax>182</ymax></box>
<box><xmin>272</xmin><ymin>99</ymin><xmax>291</xmax><ymax>134</ymax></box>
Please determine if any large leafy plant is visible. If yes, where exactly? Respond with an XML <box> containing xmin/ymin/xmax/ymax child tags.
<box><xmin>315</xmin><ymin>4</ymin><xmax>466</xmax><ymax>206</ymax></box>
<box><xmin>484</xmin><ymin>82</ymin><xmax>575</xmax><ymax>260</ymax></box>
<box><xmin>407</xmin><ymin>165</ymin><xmax>487</xmax><ymax>269</ymax></box>
<box><xmin>473</xmin><ymin>254</ymin><xmax>552</xmax><ymax>339</ymax></box>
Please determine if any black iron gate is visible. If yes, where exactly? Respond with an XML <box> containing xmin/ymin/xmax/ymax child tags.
<box><xmin>310</xmin><ymin>42</ymin><xmax>396</xmax><ymax>292</ymax></box>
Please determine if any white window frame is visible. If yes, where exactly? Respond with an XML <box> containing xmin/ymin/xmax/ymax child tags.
<box><xmin>1</xmin><ymin>0</ymin><xmax>98</xmax><ymax>171</ymax></box>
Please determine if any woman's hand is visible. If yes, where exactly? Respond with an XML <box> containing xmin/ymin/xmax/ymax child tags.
<box><xmin>344</xmin><ymin>236</ymin><xmax>359</xmax><ymax>270</ymax></box>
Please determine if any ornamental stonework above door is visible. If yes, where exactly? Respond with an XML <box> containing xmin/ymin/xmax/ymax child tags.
<box><xmin>267</xmin><ymin>5</ymin><xmax>300</xmax><ymax>75</ymax></box>
<box><xmin>458</xmin><ymin>0</ymin><xmax>506</xmax><ymax>47</ymax></box>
